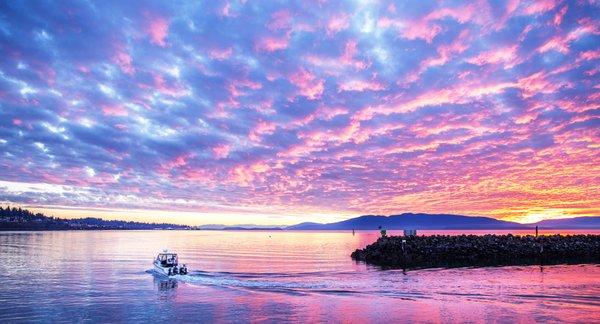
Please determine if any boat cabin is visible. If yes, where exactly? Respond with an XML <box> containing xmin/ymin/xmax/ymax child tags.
<box><xmin>156</xmin><ymin>252</ymin><xmax>178</xmax><ymax>267</ymax></box>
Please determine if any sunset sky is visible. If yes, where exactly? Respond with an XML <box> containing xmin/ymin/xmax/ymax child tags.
<box><xmin>0</xmin><ymin>0</ymin><xmax>598</xmax><ymax>225</ymax></box>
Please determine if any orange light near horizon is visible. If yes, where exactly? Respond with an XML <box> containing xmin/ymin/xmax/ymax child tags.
<box><xmin>517</xmin><ymin>212</ymin><xmax>556</xmax><ymax>224</ymax></box>
<box><xmin>501</xmin><ymin>208</ymin><xmax>583</xmax><ymax>224</ymax></box>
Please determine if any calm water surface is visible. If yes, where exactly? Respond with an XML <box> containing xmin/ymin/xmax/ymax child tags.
<box><xmin>1</xmin><ymin>230</ymin><xmax>599</xmax><ymax>322</ymax></box>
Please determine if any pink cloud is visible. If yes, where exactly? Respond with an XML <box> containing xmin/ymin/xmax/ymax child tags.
<box><xmin>220</xmin><ymin>2</ymin><xmax>237</xmax><ymax>18</ymax></box>
<box><xmin>290</xmin><ymin>106</ymin><xmax>349</xmax><ymax>127</ymax></box>
<box><xmin>148</xmin><ymin>17</ymin><xmax>169</xmax><ymax>47</ymax></box>
<box><xmin>380</xmin><ymin>3</ymin><xmax>478</xmax><ymax>43</ymax></box>
<box><xmin>77</xmin><ymin>65</ymin><xmax>91</xmax><ymax>74</ymax></box>
<box><xmin>254</xmin><ymin>34</ymin><xmax>290</xmax><ymax>52</ymax></box>
<box><xmin>212</xmin><ymin>97</ymin><xmax>240</xmax><ymax>116</ymax></box>
<box><xmin>268</xmin><ymin>10</ymin><xmax>293</xmax><ymax>31</ymax></box>
<box><xmin>230</xmin><ymin>165</ymin><xmax>253</xmax><ymax>186</ymax></box>
<box><xmin>387</xmin><ymin>3</ymin><xmax>397</xmax><ymax>13</ymax></box>
<box><xmin>278</xmin><ymin>141</ymin><xmax>323</xmax><ymax>159</ymax></box>
<box><xmin>209</xmin><ymin>47</ymin><xmax>233</xmax><ymax>60</ymax></box>
<box><xmin>518</xmin><ymin>24</ymin><xmax>534</xmax><ymax>42</ymax></box>
<box><xmin>516</xmin><ymin>72</ymin><xmax>564</xmax><ymax>98</ymax></box>
<box><xmin>376</xmin><ymin>17</ymin><xmax>398</xmax><ymax>29</ymax></box>
<box><xmin>579</xmin><ymin>49</ymin><xmax>600</xmax><ymax>61</ymax></box>
<box><xmin>223</xmin><ymin>78</ymin><xmax>261</xmax><ymax>103</ymax></box>
<box><xmin>466</xmin><ymin>46</ymin><xmax>519</xmax><ymax>68</ymax></box>
<box><xmin>248</xmin><ymin>98</ymin><xmax>275</xmax><ymax>115</ymax></box>
<box><xmin>538</xmin><ymin>37</ymin><xmax>570</xmax><ymax>53</ymax></box>
<box><xmin>401</xmin><ymin>20</ymin><xmax>442</xmax><ymax>43</ymax></box>
<box><xmin>327</xmin><ymin>13</ymin><xmax>349</xmax><ymax>36</ymax></box>
<box><xmin>113</xmin><ymin>49</ymin><xmax>134</xmax><ymax>75</ymax></box>
<box><xmin>538</xmin><ymin>19</ymin><xmax>600</xmax><ymax>54</ymax></box>
<box><xmin>379</xmin><ymin>16</ymin><xmax>440</xmax><ymax>43</ymax></box>
<box><xmin>585</xmin><ymin>66</ymin><xmax>599</xmax><ymax>76</ymax></box>
<box><xmin>303</xmin><ymin>55</ymin><xmax>342</xmax><ymax>75</ymax></box>
<box><xmin>354</xmin><ymin>80</ymin><xmax>516</xmax><ymax>122</ymax></box>
<box><xmin>494</xmin><ymin>0</ymin><xmax>521</xmax><ymax>30</ymax></box>
<box><xmin>298</xmin><ymin>118</ymin><xmax>367</xmax><ymax>146</ymax></box>
<box><xmin>33</xmin><ymin>63</ymin><xmax>56</xmax><ymax>86</ymax></box>
<box><xmin>160</xmin><ymin>154</ymin><xmax>189</xmax><ymax>171</ymax></box>
<box><xmin>289</xmin><ymin>68</ymin><xmax>324</xmax><ymax>99</ymax></box>
<box><xmin>249</xmin><ymin>120</ymin><xmax>277</xmax><ymax>142</ymax></box>
<box><xmin>400</xmin><ymin>30</ymin><xmax>471</xmax><ymax>85</ymax></box>
<box><xmin>303</xmin><ymin>41</ymin><xmax>368</xmax><ymax>75</ymax></box>
<box><xmin>101</xmin><ymin>104</ymin><xmax>128</xmax><ymax>116</ymax></box>
<box><xmin>421</xmin><ymin>30</ymin><xmax>471</xmax><ymax>69</ymax></box>
<box><xmin>554</xmin><ymin>5</ymin><xmax>568</xmax><ymax>27</ymax></box>
<box><xmin>237</xmin><ymin>78</ymin><xmax>262</xmax><ymax>90</ymax></box>
<box><xmin>340</xmin><ymin>40</ymin><xmax>367</xmax><ymax>70</ymax></box>
<box><xmin>153</xmin><ymin>74</ymin><xmax>188</xmax><ymax>97</ymax></box>
<box><xmin>522</xmin><ymin>0</ymin><xmax>560</xmax><ymax>15</ymax></box>
<box><xmin>212</xmin><ymin>144</ymin><xmax>231</xmax><ymax>159</ymax></box>
<box><xmin>338</xmin><ymin>79</ymin><xmax>385</xmax><ymax>92</ymax></box>
<box><xmin>40</xmin><ymin>172</ymin><xmax>66</xmax><ymax>185</ymax></box>
<box><xmin>425</xmin><ymin>4</ymin><xmax>476</xmax><ymax>24</ymax></box>
<box><xmin>183</xmin><ymin>169</ymin><xmax>207</xmax><ymax>181</ymax></box>
<box><xmin>229</xmin><ymin>162</ymin><xmax>270</xmax><ymax>186</ymax></box>
<box><xmin>12</xmin><ymin>118</ymin><xmax>22</xmax><ymax>126</ymax></box>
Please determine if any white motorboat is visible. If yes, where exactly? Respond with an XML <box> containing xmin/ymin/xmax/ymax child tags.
<box><xmin>154</xmin><ymin>250</ymin><xmax>188</xmax><ymax>276</ymax></box>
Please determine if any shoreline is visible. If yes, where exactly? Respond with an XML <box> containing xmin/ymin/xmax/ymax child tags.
<box><xmin>2</xmin><ymin>228</ymin><xmax>600</xmax><ymax>233</ymax></box>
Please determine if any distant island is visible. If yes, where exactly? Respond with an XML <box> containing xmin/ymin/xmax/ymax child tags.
<box><xmin>1</xmin><ymin>206</ymin><xmax>599</xmax><ymax>231</ymax></box>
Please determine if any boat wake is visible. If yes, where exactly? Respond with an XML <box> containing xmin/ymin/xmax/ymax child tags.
<box><xmin>146</xmin><ymin>266</ymin><xmax>600</xmax><ymax>305</ymax></box>
<box><xmin>146</xmin><ymin>269</ymin><xmax>381</xmax><ymax>296</ymax></box>
<box><xmin>147</xmin><ymin>268</ymin><xmax>442</xmax><ymax>300</ymax></box>
<box><xmin>150</xmin><ymin>269</ymin><xmax>325</xmax><ymax>294</ymax></box>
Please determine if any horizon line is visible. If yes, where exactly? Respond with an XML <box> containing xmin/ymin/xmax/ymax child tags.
<box><xmin>2</xmin><ymin>204</ymin><xmax>597</xmax><ymax>227</ymax></box>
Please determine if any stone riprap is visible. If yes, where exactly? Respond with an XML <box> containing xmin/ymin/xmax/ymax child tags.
<box><xmin>351</xmin><ymin>234</ymin><xmax>600</xmax><ymax>269</ymax></box>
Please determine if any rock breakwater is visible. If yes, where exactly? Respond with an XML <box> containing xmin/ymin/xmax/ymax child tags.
<box><xmin>351</xmin><ymin>234</ymin><xmax>600</xmax><ymax>269</ymax></box>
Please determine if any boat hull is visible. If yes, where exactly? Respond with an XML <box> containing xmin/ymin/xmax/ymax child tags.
<box><xmin>153</xmin><ymin>261</ymin><xmax>187</xmax><ymax>276</ymax></box>
<box><xmin>154</xmin><ymin>262</ymin><xmax>174</xmax><ymax>276</ymax></box>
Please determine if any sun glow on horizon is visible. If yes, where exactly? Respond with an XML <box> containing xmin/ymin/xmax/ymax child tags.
<box><xmin>498</xmin><ymin>206</ymin><xmax>600</xmax><ymax>224</ymax></box>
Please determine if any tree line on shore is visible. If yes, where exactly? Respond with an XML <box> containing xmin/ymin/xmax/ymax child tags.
<box><xmin>0</xmin><ymin>206</ymin><xmax>191</xmax><ymax>230</ymax></box>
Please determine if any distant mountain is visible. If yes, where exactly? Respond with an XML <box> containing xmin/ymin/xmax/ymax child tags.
<box><xmin>286</xmin><ymin>213</ymin><xmax>525</xmax><ymax>230</ymax></box>
<box><xmin>286</xmin><ymin>213</ymin><xmax>600</xmax><ymax>230</ymax></box>
<box><xmin>532</xmin><ymin>217</ymin><xmax>600</xmax><ymax>229</ymax></box>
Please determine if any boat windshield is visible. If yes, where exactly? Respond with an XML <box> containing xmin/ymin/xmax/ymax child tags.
<box><xmin>156</xmin><ymin>253</ymin><xmax>178</xmax><ymax>265</ymax></box>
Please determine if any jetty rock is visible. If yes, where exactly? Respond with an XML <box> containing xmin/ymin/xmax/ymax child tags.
<box><xmin>351</xmin><ymin>234</ymin><xmax>600</xmax><ymax>269</ymax></box>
